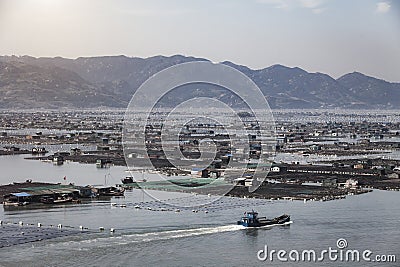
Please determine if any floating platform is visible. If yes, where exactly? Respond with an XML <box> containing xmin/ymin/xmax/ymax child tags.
<box><xmin>0</xmin><ymin>223</ymin><xmax>88</xmax><ymax>248</ymax></box>
<box><xmin>113</xmin><ymin>194</ymin><xmax>274</xmax><ymax>212</ymax></box>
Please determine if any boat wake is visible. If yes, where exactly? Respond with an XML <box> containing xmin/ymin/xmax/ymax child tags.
<box><xmin>56</xmin><ymin>225</ymin><xmax>246</xmax><ymax>249</ymax></box>
<box><xmin>131</xmin><ymin>224</ymin><xmax>245</xmax><ymax>242</ymax></box>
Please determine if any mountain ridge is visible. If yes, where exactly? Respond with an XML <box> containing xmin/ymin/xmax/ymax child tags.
<box><xmin>0</xmin><ymin>55</ymin><xmax>399</xmax><ymax>109</ymax></box>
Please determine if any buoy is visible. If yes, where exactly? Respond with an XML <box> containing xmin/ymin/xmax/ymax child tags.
<box><xmin>19</xmin><ymin>221</ymin><xmax>23</xmax><ymax>226</ymax></box>
<box><xmin>110</xmin><ymin>228</ymin><xmax>115</xmax><ymax>233</ymax></box>
<box><xmin>57</xmin><ymin>224</ymin><xmax>62</xmax><ymax>228</ymax></box>
<box><xmin>37</xmin><ymin>223</ymin><xmax>42</xmax><ymax>228</ymax></box>
<box><xmin>79</xmin><ymin>225</ymin><xmax>84</xmax><ymax>231</ymax></box>
<box><xmin>0</xmin><ymin>220</ymin><xmax>3</xmax><ymax>225</ymax></box>
<box><xmin>205</xmin><ymin>210</ymin><xmax>209</xmax><ymax>214</ymax></box>
<box><xmin>99</xmin><ymin>227</ymin><xmax>105</xmax><ymax>231</ymax></box>
<box><xmin>20</xmin><ymin>232</ymin><xmax>25</xmax><ymax>235</ymax></box>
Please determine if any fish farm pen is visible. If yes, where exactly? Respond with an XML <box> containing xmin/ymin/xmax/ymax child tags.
<box><xmin>112</xmin><ymin>194</ymin><xmax>275</xmax><ymax>212</ymax></box>
<box><xmin>0</xmin><ymin>222</ymin><xmax>90</xmax><ymax>248</ymax></box>
<box><xmin>125</xmin><ymin>178</ymin><xmax>230</xmax><ymax>191</ymax></box>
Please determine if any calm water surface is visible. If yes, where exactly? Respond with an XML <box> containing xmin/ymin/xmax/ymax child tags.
<box><xmin>0</xmin><ymin>155</ymin><xmax>399</xmax><ymax>267</ymax></box>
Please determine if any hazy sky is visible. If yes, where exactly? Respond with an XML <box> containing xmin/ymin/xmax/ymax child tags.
<box><xmin>0</xmin><ymin>0</ymin><xmax>399</xmax><ymax>81</ymax></box>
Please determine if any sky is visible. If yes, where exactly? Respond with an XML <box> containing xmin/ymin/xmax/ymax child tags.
<box><xmin>0</xmin><ymin>0</ymin><xmax>399</xmax><ymax>82</ymax></box>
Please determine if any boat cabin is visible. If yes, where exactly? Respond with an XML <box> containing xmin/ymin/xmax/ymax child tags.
<box><xmin>241</xmin><ymin>211</ymin><xmax>259</xmax><ymax>224</ymax></box>
<box><xmin>3</xmin><ymin>192</ymin><xmax>31</xmax><ymax>206</ymax></box>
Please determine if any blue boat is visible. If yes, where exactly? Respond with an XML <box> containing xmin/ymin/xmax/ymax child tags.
<box><xmin>237</xmin><ymin>210</ymin><xmax>290</xmax><ymax>227</ymax></box>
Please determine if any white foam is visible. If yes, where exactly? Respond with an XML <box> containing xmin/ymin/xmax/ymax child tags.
<box><xmin>61</xmin><ymin>225</ymin><xmax>245</xmax><ymax>249</ymax></box>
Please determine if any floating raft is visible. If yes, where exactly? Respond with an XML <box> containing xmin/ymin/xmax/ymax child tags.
<box><xmin>125</xmin><ymin>178</ymin><xmax>230</xmax><ymax>191</ymax></box>
<box><xmin>117</xmin><ymin>195</ymin><xmax>273</xmax><ymax>212</ymax></box>
<box><xmin>0</xmin><ymin>223</ymin><xmax>88</xmax><ymax>248</ymax></box>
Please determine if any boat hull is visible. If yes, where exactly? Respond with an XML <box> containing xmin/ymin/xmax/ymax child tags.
<box><xmin>237</xmin><ymin>214</ymin><xmax>290</xmax><ymax>227</ymax></box>
<box><xmin>121</xmin><ymin>177</ymin><xmax>134</xmax><ymax>184</ymax></box>
<box><xmin>40</xmin><ymin>197</ymin><xmax>73</xmax><ymax>204</ymax></box>
<box><xmin>3</xmin><ymin>201</ymin><xmax>29</xmax><ymax>207</ymax></box>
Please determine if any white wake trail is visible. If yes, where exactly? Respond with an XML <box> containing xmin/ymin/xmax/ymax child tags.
<box><xmin>58</xmin><ymin>225</ymin><xmax>245</xmax><ymax>249</ymax></box>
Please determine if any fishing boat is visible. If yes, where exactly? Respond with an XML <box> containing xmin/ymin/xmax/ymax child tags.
<box><xmin>237</xmin><ymin>210</ymin><xmax>290</xmax><ymax>227</ymax></box>
<box><xmin>3</xmin><ymin>201</ymin><xmax>29</xmax><ymax>206</ymax></box>
<box><xmin>101</xmin><ymin>189</ymin><xmax>125</xmax><ymax>197</ymax></box>
<box><xmin>40</xmin><ymin>196</ymin><xmax>73</xmax><ymax>204</ymax></box>
<box><xmin>121</xmin><ymin>176</ymin><xmax>146</xmax><ymax>184</ymax></box>
<box><xmin>2</xmin><ymin>192</ymin><xmax>31</xmax><ymax>206</ymax></box>
<box><xmin>96</xmin><ymin>186</ymin><xmax>125</xmax><ymax>197</ymax></box>
<box><xmin>121</xmin><ymin>176</ymin><xmax>134</xmax><ymax>184</ymax></box>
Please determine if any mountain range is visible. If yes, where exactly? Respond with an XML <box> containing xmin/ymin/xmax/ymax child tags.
<box><xmin>0</xmin><ymin>55</ymin><xmax>399</xmax><ymax>109</ymax></box>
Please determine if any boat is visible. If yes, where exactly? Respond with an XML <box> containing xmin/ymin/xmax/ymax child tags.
<box><xmin>237</xmin><ymin>210</ymin><xmax>290</xmax><ymax>227</ymax></box>
<box><xmin>99</xmin><ymin>187</ymin><xmax>125</xmax><ymax>197</ymax></box>
<box><xmin>121</xmin><ymin>176</ymin><xmax>134</xmax><ymax>184</ymax></box>
<box><xmin>2</xmin><ymin>192</ymin><xmax>31</xmax><ymax>206</ymax></box>
<box><xmin>3</xmin><ymin>201</ymin><xmax>29</xmax><ymax>206</ymax></box>
<box><xmin>53</xmin><ymin>197</ymin><xmax>73</xmax><ymax>204</ymax></box>
<box><xmin>121</xmin><ymin>176</ymin><xmax>147</xmax><ymax>184</ymax></box>
<box><xmin>102</xmin><ymin>190</ymin><xmax>125</xmax><ymax>197</ymax></box>
<box><xmin>40</xmin><ymin>196</ymin><xmax>73</xmax><ymax>204</ymax></box>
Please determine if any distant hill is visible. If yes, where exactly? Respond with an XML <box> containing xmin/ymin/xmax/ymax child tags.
<box><xmin>0</xmin><ymin>55</ymin><xmax>399</xmax><ymax>109</ymax></box>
